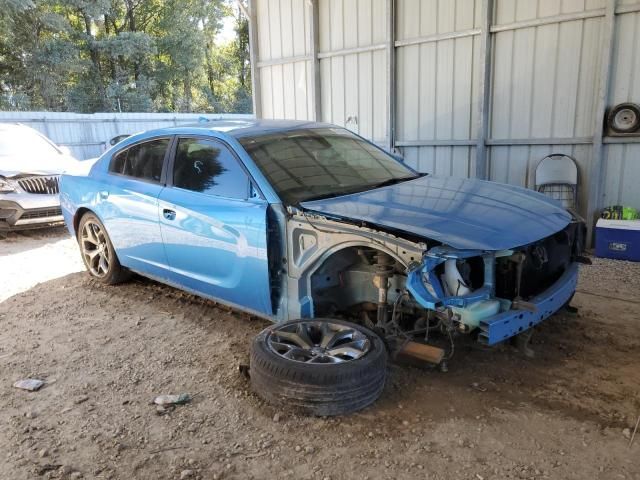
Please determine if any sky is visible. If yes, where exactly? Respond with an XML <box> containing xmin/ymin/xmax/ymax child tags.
<box><xmin>216</xmin><ymin>14</ymin><xmax>236</xmax><ymax>44</ymax></box>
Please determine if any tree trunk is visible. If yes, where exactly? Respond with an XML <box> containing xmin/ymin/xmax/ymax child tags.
<box><xmin>82</xmin><ymin>12</ymin><xmax>106</xmax><ymax>110</ymax></box>
<box><xmin>183</xmin><ymin>73</ymin><xmax>192</xmax><ymax>112</ymax></box>
<box><xmin>125</xmin><ymin>0</ymin><xmax>140</xmax><ymax>81</ymax></box>
<box><xmin>104</xmin><ymin>14</ymin><xmax>117</xmax><ymax>81</ymax></box>
<box><xmin>205</xmin><ymin>41</ymin><xmax>215</xmax><ymax>97</ymax></box>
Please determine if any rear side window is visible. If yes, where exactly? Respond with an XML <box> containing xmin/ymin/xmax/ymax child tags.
<box><xmin>172</xmin><ymin>138</ymin><xmax>248</xmax><ymax>199</ymax></box>
<box><xmin>109</xmin><ymin>138</ymin><xmax>169</xmax><ymax>183</ymax></box>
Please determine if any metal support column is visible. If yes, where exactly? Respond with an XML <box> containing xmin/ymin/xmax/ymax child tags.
<box><xmin>587</xmin><ymin>0</ymin><xmax>617</xmax><ymax>240</ymax></box>
<box><xmin>475</xmin><ymin>0</ymin><xmax>493</xmax><ymax>179</ymax></box>
<box><xmin>246</xmin><ymin>0</ymin><xmax>262</xmax><ymax>118</ymax></box>
<box><xmin>386</xmin><ymin>0</ymin><xmax>397</xmax><ymax>152</ymax></box>
<box><xmin>309</xmin><ymin>0</ymin><xmax>322</xmax><ymax>122</ymax></box>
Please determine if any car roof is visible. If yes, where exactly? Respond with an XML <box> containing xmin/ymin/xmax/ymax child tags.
<box><xmin>138</xmin><ymin>119</ymin><xmax>333</xmax><ymax>140</ymax></box>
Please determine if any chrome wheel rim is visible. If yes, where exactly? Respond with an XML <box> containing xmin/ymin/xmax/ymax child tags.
<box><xmin>267</xmin><ymin>321</ymin><xmax>371</xmax><ymax>364</ymax></box>
<box><xmin>80</xmin><ymin>221</ymin><xmax>111</xmax><ymax>278</ymax></box>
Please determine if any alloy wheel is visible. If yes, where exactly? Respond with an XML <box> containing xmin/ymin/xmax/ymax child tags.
<box><xmin>80</xmin><ymin>221</ymin><xmax>111</xmax><ymax>278</ymax></box>
<box><xmin>267</xmin><ymin>320</ymin><xmax>371</xmax><ymax>364</ymax></box>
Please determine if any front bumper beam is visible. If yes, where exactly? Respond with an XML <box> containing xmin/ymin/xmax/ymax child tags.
<box><xmin>478</xmin><ymin>262</ymin><xmax>578</xmax><ymax>345</ymax></box>
<box><xmin>406</xmin><ymin>246</ymin><xmax>579</xmax><ymax>346</ymax></box>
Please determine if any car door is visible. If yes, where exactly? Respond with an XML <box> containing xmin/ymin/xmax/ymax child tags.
<box><xmin>98</xmin><ymin>136</ymin><xmax>171</xmax><ymax>276</ymax></box>
<box><xmin>157</xmin><ymin>136</ymin><xmax>272</xmax><ymax>316</ymax></box>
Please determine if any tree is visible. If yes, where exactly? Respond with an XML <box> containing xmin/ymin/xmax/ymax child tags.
<box><xmin>0</xmin><ymin>0</ymin><xmax>252</xmax><ymax>113</ymax></box>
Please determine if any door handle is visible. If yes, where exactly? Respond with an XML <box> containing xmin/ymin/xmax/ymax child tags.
<box><xmin>99</xmin><ymin>190</ymin><xmax>109</xmax><ymax>199</ymax></box>
<box><xmin>163</xmin><ymin>208</ymin><xmax>176</xmax><ymax>221</ymax></box>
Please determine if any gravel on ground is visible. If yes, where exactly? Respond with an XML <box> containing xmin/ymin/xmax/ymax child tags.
<box><xmin>0</xmin><ymin>229</ymin><xmax>638</xmax><ymax>480</ymax></box>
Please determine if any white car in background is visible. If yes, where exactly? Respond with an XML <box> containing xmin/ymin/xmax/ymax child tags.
<box><xmin>0</xmin><ymin>124</ymin><xmax>82</xmax><ymax>234</ymax></box>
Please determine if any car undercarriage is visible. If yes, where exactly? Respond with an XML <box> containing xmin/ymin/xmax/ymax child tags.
<box><xmin>274</xmin><ymin>206</ymin><xmax>586</xmax><ymax>362</ymax></box>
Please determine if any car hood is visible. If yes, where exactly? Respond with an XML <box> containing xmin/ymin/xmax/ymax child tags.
<box><xmin>300</xmin><ymin>175</ymin><xmax>572</xmax><ymax>251</ymax></box>
<box><xmin>0</xmin><ymin>153</ymin><xmax>84</xmax><ymax>177</ymax></box>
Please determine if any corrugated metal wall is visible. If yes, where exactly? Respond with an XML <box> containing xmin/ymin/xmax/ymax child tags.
<box><xmin>488</xmin><ymin>0</ymin><xmax>605</xmax><ymax>214</ymax></box>
<box><xmin>255</xmin><ymin>0</ymin><xmax>313</xmax><ymax>120</ymax></box>
<box><xmin>254</xmin><ymin>0</ymin><xmax>389</xmax><ymax>145</ymax></box>
<box><xmin>253</xmin><ymin>0</ymin><xmax>640</xmax><ymax>229</ymax></box>
<box><xmin>603</xmin><ymin>1</ymin><xmax>640</xmax><ymax>207</ymax></box>
<box><xmin>0</xmin><ymin>112</ymin><xmax>251</xmax><ymax>160</ymax></box>
<box><xmin>396</xmin><ymin>0</ymin><xmax>481</xmax><ymax>177</ymax></box>
<box><xmin>318</xmin><ymin>0</ymin><xmax>389</xmax><ymax>144</ymax></box>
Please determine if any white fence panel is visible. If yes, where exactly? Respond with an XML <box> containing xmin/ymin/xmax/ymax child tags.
<box><xmin>0</xmin><ymin>112</ymin><xmax>252</xmax><ymax>160</ymax></box>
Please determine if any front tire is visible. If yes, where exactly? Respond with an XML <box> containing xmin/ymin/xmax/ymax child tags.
<box><xmin>250</xmin><ymin>319</ymin><xmax>387</xmax><ymax>416</ymax></box>
<box><xmin>77</xmin><ymin>213</ymin><xmax>130</xmax><ymax>285</ymax></box>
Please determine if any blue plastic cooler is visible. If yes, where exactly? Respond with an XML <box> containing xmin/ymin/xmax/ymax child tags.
<box><xmin>595</xmin><ymin>219</ymin><xmax>640</xmax><ymax>262</ymax></box>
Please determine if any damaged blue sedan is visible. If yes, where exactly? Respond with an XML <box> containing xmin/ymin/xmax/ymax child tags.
<box><xmin>60</xmin><ymin>120</ymin><xmax>586</xmax><ymax>415</ymax></box>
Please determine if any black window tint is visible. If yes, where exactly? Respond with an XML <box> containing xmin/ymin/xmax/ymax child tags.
<box><xmin>239</xmin><ymin>128</ymin><xmax>416</xmax><ymax>204</ymax></box>
<box><xmin>109</xmin><ymin>149</ymin><xmax>127</xmax><ymax>174</ymax></box>
<box><xmin>109</xmin><ymin>138</ymin><xmax>169</xmax><ymax>182</ymax></box>
<box><xmin>173</xmin><ymin>138</ymin><xmax>248</xmax><ymax>199</ymax></box>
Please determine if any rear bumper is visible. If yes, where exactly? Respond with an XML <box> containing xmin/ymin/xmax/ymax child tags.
<box><xmin>0</xmin><ymin>194</ymin><xmax>64</xmax><ymax>231</ymax></box>
<box><xmin>479</xmin><ymin>262</ymin><xmax>579</xmax><ymax>345</ymax></box>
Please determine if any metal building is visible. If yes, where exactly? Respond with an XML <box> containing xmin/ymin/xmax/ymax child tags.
<box><xmin>246</xmin><ymin>0</ymin><xmax>640</xmax><ymax>236</ymax></box>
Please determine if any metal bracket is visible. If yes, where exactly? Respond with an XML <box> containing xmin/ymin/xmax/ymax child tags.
<box><xmin>406</xmin><ymin>246</ymin><xmax>495</xmax><ymax>310</ymax></box>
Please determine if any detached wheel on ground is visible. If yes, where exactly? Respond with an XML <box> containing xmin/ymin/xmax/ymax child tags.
<box><xmin>77</xmin><ymin>213</ymin><xmax>130</xmax><ymax>285</ymax></box>
<box><xmin>250</xmin><ymin>319</ymin><xmax>387</xmax><ymax>416</ymax></box>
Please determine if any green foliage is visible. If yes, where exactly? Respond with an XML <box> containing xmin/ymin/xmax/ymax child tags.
<box><xmin>0</xmin><ymin>0</ymin><xmax>252</xmax><ymax>113</ymax></box>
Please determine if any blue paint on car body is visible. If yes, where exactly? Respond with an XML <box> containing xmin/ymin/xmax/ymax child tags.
<box><xmin>301</xmin><ymin>174</ymin><xmax>571</xmax><ymax>251</ymax></box>
<box><xmin>60</xmin><ymin>119</ymin><xmax>582</xmax><ymax>347</ymax></box>
<box><xmin>406</xmin><ymin>247</ymin><xmax>497</xmax><ymax>310</ymax></box>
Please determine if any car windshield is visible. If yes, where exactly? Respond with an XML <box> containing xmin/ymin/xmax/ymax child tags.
<box><xmin>0</xmin><ymin>128</ymin><xmax>61</xmax><ymax>157</ymax></box>
<box><xmin>239</xmin><ymin>127</ymin><xmax>418</xmax><ymax>204</ymax></box>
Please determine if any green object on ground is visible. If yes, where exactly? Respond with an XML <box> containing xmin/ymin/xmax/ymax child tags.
<box><xmin>601</xmin><ymin>205</ymin><xmax>639</xmax><ymax>220</ymax></box>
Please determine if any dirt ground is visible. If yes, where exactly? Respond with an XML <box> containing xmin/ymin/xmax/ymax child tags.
<box><xmin>0</xmin><ymin>228</ymin><xmax>639</xmax><ymax>480</ymax></box>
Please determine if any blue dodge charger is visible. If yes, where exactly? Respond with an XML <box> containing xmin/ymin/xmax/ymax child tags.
<box><xmin>60</xmin><ymin>120</ymin><xmax>585</xmax><ymax>415</ymax></box>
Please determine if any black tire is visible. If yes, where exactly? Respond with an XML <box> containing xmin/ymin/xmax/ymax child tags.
<box><xmin>250</xmin><ymin>318</ymin><xmax>387</xmax><ymax>416</ymax></box>
<box><xmin>607</xmin><ymin>102</ymin><xmax>640</xmax><ymax>133</ymax></box>
<box><xmin>77</xmin><ymin>213</ymin><xmax>130</xmax><ymax>285</ymax></box>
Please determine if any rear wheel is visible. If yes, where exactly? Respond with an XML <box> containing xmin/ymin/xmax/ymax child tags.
<box><xmin>250</xmin><ymin>319</ymin><xmax>387</xmax><ymax>416</ymax></box>
<box><xmin>77</xmin><ymin>213</ymin><xmax>130</xmax><ymax>284</ymax></box>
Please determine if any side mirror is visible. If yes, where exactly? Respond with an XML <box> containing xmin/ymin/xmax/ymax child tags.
<box><xmin>110</xmin><ymin>134</ymin><xmax>131</xmax><ymax>146</ymax></box>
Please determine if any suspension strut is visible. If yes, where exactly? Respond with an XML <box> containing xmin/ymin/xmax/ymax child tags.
<box><xmin>373</xmin><ymin>252</ymin><xmax>394</xmax><ymax>326</ymax></box>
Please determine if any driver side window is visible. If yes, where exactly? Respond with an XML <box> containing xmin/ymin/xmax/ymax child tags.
<box><xmin>173</xmin><ymin>138</ymin><xmax>249</xmax><ymax>199</ymax></box>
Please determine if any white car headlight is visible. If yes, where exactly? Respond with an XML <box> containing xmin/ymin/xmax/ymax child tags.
<box><xmin>0</xmin><ymin>178</ymin><xmax>16</xmax><ymax>193</ymax></box>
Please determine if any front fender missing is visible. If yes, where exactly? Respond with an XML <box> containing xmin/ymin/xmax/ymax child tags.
<box><xmin>406</xmin><ymin>246</ymin><xmax>496</xmax><ymax>310</ymax></box>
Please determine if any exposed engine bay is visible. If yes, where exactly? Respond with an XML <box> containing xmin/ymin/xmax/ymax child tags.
<box><xmin>279</xmin><ymin>207</ymin><xmax>586</xmax><ymax>361</ymax></box>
